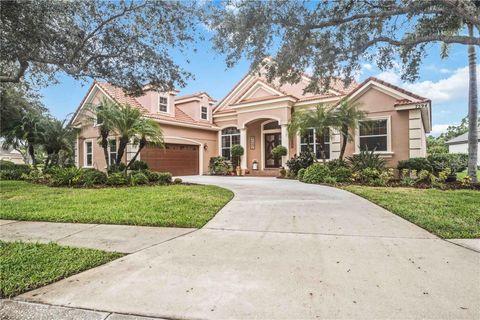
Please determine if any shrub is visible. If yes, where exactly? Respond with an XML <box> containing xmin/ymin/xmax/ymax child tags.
<box><xmin>301</xmin><ymin>163</ymin><xmax>331</xmax><ymax>184</ymax></box>
<box><xmin>427</xmin><ymin>153</ymin><xmax>467</xmax><ymax>178</ymax></box>
<box><xmin>271</xmin><ymin>145</ymin><xmax>287</xmax><ymax>159</ymax></box>
<box><xmin>107</xmin><ymin>172</ymin><xmax>128</xmax><ymax>186</ymax></box>
<box><xmin>347</xmin><ymin>150</ymin><xmax>386</xmax><ymax>171</ymax></box>
<box><xmin>0</xmin><ymin>162</ymin><xmax>31</xmax><ymax>180</ymax></box>
<box><xmin>323</xmin><ymin>176</ymin><xmax>337</xmax><ymax>185</ymax></box>
<box><xmin>145</xmin><ymin>170</ymin><xmax>172</xmax><ymax>184</ymax></box>
<box><xmin>129</xmin><ymin>160</ymin><xmax>149</xmax><ymax>171</ymax></box>
<box><xmin>286</xmin><ymin>151</ymin><xmax>315</xmax><ymax>176</ymax></box>
<box><xmin>297</xmin><ymin>168</ymin><xmax>306</xmax><ymax>181</ymax></box>
<box><xmin>209</xmin><ymin>156</ymin><xmax>231</xmax><ymax>175</ymax></box>
<box><xmin>21</xmin><ymin>170</ymin><xmax>49</xmax><ymax>184</ymax></box>
<box><xmin>326</xmin><ymin>159</ymin><xmax>348</xmax><ymax>170</ymax></box>
<box><xmin>397</xmin><ymin>158</ymin><xmax>433</xmax><ymax>172</ymax></box>
<box><xmin>81</xmin><ymin>169</ymin><xmax>107</xmax><ymax>186</ymax></box>
<box><xmin>0</xmin><ymin>160</ymin><xmax>16</xmax><ymax>170</ymax></box>
<box><xmin>331</xmin><ymin>166</ymin><xmax>353</xmax><ymax>182</ymax></box>
<box><xmin>130</xmin><ymin>172</ymin><xmax>149</xmax><ymax>185</ymax></box>
<box><xmin>356</xmin><ymin>168</ymin><xmax>381</xmax><ymax>184</ymax></box>
<box><xmin>50</xmin><ymin>167</ymin><xmax>83</xmax><ymax>186</ymax></box>
<box><xmin>108</xmin><ymin>162</ymin><xmax>126</xmax><ymax>173</ymax></box>
<box><xmin>174</xmin><ymin>177</ymin><xmax>182</xmax><ymax>184</ymax></box>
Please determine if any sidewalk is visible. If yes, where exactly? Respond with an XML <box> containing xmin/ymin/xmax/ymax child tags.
<box><xmin>0</xmin><ymin>220</ymin><xmax>196</xmax><ymax>253</ymax></box>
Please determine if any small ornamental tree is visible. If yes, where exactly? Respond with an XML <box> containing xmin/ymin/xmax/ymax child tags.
<box><xmin>271</xmin><ymin>145</ymin><xmax>287</xmax><ymax>161</ymax></box>
<box><xmin>230</xmin><ymin>144</ymin><xmax>244</xmax><ymax>169</ymax></box>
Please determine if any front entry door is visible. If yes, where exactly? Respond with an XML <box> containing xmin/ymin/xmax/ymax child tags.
<box><xmin>264</xmin><ymin>133</ymin><xmax>282</xmax><ymax>168</ymax></box>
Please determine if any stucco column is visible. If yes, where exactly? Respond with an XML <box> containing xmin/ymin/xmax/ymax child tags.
<box><xmin>330</xmin><ymin>128</ymin><xmax>341</xmax><ymax>159</ymax></box>
<box><xmin>281</xmin><ymin>124</ymin><xmax>290</xmax><ymax>167</ymax></box>
<box><xmin>240</xmin><ymin>128</ymin><xmax>247</xmax><ymax>169</ymax></box>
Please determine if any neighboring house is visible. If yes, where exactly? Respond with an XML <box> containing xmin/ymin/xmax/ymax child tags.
<box><xmin>71</xmin><ymin>71</ymin><xmax>432</xmax><ymax>175</ymax></box>
<box><xmin>0</xmin><ymin>139</ymin><xmax>25</xmax><ymax>164</ymax></box>
<box><xmin>445</xmin><ymin>128</ymin><xmax>480</xmax><ymax>165</ymax></box>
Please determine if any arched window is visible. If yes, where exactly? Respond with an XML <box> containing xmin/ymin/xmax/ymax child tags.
<box><xmin>221</xmin><ymin>127</ymin><xmax>240</xmax><ymax>160</ymax></box>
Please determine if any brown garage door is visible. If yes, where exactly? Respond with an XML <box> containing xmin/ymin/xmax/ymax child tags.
<box><xmin>141</xmin><ymin>144</ymin><xmax>199</xmax><ymax>176</ymax></box>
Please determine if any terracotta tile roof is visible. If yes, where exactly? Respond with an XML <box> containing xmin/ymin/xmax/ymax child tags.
<box><xmin>176</xmin><ymin>92</ymin><xmax>216</xmax><ymax>102</ymax></box>
<box><xmin>94</xmin><ymin>82</ymin><xmax>215</xmax><ymax>128</ymax></box>
<box><xmin>394</xmin><ymin>98</ymin><xmax>430</xmax><ymax>106</ymax></box>
<box><xmin>364</xmin><ymin>77</ymin><xmax>428</xmax><ymax>101</ymax></box>
<box><xmin>301</xmin><ymin>72</ymin><xmax>358</xmax><ymax>95</ymax></box>
<box><xmin>96</xmin><ymin>82</ymin><xmax>149</xmax><ymax>113</ymax></box>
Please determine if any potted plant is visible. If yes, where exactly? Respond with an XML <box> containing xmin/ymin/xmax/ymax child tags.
<box><xmin>231</xmin><ymin>144</ymin><xmax>244</xmax><ymax>176</ymax></box>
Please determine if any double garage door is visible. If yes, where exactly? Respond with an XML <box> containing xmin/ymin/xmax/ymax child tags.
<box><xmin>141</xmin><ymin>144</ymin><xmax>199</xmax><ymax>176</ymax></box>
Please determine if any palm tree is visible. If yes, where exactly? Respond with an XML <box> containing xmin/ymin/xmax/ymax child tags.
<box><xmin>466</xmin><ymin>23</ymin><xmax>478</xmax><ymax>183</ymax></box>
<box><xmin>40</xmin><ymin>117</ymin><xmax>77</xmax><ymax>168</ymax></box>
<box><xmin>86</xmin><ymin>98</ymin><xmax>116</xmax><ymax>168</ymax></box>
<box><xmin>333</xmin><ymin>99</ymin><xmax>366</xmax><ymax>160</ymax></box>
<box><xmin>125</xmin><ymin>118</ymin><xmax>164</xmax><ymax>170</ymax></box>
<box><xmin>288</xmin><ymin>105</ymin><xmax>336</xmax><ymax>163</ymax></box>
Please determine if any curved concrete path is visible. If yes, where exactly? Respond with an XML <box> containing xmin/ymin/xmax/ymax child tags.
<box><xmin>18</xmin><ymin>177</ymin><xmax>479</xmax><ymax>319</ymax></box>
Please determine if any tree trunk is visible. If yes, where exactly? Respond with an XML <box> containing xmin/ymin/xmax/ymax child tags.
<box><xmin>27</xmin><ymin>142</ymin><xmax>36</xmax><ymax>167</ymax></box>
<box><xmin>100</xmin><ymin>128</ymin><xmax>110</xmax><ymax>169</ymax></box>
<box><xmin>339</xmin><ymin>125</ymin><xmax>348</xmax><ymax>160</ymax></box>
<box><xmin>467</xmin><ymin>23</ymin><xmax>478</xmax><ymax>183</ymax></box>
<box><xmin>126</xmin><ymin>138</ymin><xmax>146</xmax><ymax>170</ymax></box>
<box><xmin>316</xmin><ymin>133</ymin><xmax>326</xmax><ymax>164</ymax></box>
<box><xmin>44</xmin><ymin>154</ymin><xmax>51</xmax><ymax>169</ymax></box>
<box><xmin>116</xmin><ymin>136</ymin><xmax>129</xmax><ymax>165</ymax></box>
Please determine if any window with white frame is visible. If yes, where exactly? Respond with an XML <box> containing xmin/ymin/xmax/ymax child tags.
<box><xmin>359</xmin><ymin>119</ymin><xmax>388</xmax><ymax>152</ymax></box>
<box><xmin>299</xmin><ymin>128</ymin><xmax>330</xmax><ymax>159</ymax></box>
<box><xmin>158</xmin><ymin>96</ymin><xmax>168</xmax><ymax>113</ymax></box>
<box><xmin>109</xmin><ymin>139</ymin><xmax>117</xmax><ymax>165</ymax></box>
<box><xmin>221</xmin><ymin>127</ymin><xmax>240</xmax><ymax>160</ymax></box>
<box><xmin>201</xmin><ymin>106</ymin><xmax>208</xmax><ymax>120</ymax></box>
<box><xmin>85</xmin><ymin>141</ymin><xmax>93</xmax><ymax>167</ymax></box>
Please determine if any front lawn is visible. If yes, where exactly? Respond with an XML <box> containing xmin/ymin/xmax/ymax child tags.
<box><xmin>0</xmin><ymin>241</ymin><xmax>122</xmax><ymax>298</ymax></box>
<box><xmin>0</xmin><ymin>181</ymin><xmax>233</xmax><ymax>228</ymax></box>
<box><xmin>342</xmin><ymin>186</ymin><xmax>480</xmax><ymax>239</ymax></box>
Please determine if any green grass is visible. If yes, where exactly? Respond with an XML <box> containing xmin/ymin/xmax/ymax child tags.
<box><xmin>457</xmin><ymin>169</ymin><xmax>480</xmax><ymax>180</ymax></box>
<box><xmin>0</xmin><ymin>181</ymin><xmax>233</xmax><ymax>228</ymax></box>
<box><xmin>0</xmin><ymin>241</ymin><xmax>122</xmax><ymax>298</ymax></box>
<box><xmin>342</xmin><ymin>186</ymin><xmax>480</xmax><ymax>239</ymax></box>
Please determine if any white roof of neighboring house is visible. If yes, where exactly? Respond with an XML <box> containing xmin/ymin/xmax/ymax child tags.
<box><xmin>445</xmin><ymin>128</ymin><xmax>480</xmax><ymax>145</ymax></box>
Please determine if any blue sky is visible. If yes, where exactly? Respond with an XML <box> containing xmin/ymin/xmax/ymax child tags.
<box><xmin>40</xmin><ymin>34</ymin><xmax>476</xmax><ymax>137</ymax></box>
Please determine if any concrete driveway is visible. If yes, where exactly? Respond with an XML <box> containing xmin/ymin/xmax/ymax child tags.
<box><xmin>18</xmin><ymin>177</ymin><xmax>479</xmax><ymax>319</ymax></box>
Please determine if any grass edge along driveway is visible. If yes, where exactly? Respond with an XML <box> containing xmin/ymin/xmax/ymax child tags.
<box><xmin>342</xmin><ymin>185</ymin><xmax>480</xmax><ymax>239</ymax></box>
<box><xmin>0</xmin><ymin>241</ymin><xmax>123</xmax><ymax>298</ymax></box>
<box><xmin>0</xmin><ymin>181</ymin><xmax>233</xmax><ymax>228</ymax></box>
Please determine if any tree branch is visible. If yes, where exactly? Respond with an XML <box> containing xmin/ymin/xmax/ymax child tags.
<box><xmin>0</xmin><ymin>60</ymin><xmax>29</xmax><ymax>83</ymax></box>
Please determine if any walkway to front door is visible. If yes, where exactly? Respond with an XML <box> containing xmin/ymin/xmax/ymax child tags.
<box><xmin>264</xmin><ymin>132</ymin><xmax>281</xmax><ymax>168</ymax></box>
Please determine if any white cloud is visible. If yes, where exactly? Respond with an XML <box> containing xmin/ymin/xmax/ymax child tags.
<box><xmin>362</xmin><ymin>63</ymin><xmax>373</xmax><ymax>71</ymax></box>
<box><xmin>439</xmin><ymin>68</ymin><xmax>452</xmax><ymax>74</ymax></box>
<box><xmin>376</xmin><ymin>70</ymin><xmax>401</xmax><ymax>85</ymax></box>
<box><xmin>430</xmin><ymin>124</ymin><xmax>453</xmax><ymax>137</ymax></box>
<box><xmin>402</xmin><ymin>65</ymin><xmax>478</xmax><ymax>104</ymax></box>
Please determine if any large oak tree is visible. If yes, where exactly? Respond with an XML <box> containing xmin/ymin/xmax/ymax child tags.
<box><xmin>207</xmin><ymin>0</ymin><xmax>479</xmax><ymax>182</ymax></box>
<box><xmin>0</xmin><ymin>0</ymin><xmax>201</xmax><ymax>95</ymax></box>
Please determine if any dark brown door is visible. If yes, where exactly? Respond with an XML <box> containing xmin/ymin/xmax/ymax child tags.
<box><xmin>264</xmin><ymin>133</ymin><xmax>282</xmax><ymax>168</ymax></box>
<box><xmin>141</xmin><ymin>144</ymin><xmax>199</xmax><ymax>176</ymax></box>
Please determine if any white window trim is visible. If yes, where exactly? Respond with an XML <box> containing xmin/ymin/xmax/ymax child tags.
<box><xmin>355</xmin><ymin>116</ymin><xmax>393</xmax><ymax>154</ymax></box>
<box><xmin>84</xmin><ymin>139</ymin><xmax>93</xmax><ymax>168</ymax></box>
<box><xmin>201</xmin><ymin>106</ymin><xmax>208</xmax><ymax>120</ymax></box>
<box><xmin>220</xmin><ymin>127</ymin><xmax>241</xmax><ymax>161</ymax></box>
<box><xmin>158</xmin><ymin>95</ymin><xmax>169</xmax><ymax>113</ymax></box>
<box><xmin>108</xmin><ymin>138</ymin><xmax>117</xmax><ymax>166</ymax></box>
<box><xmin>93</xmin><ymin>104</ymin><xmax>103</xmax><ymax>127</ymax></box>
<box><xmin>296</xmin><ymin>128</ymin><xmax>332</xmax><ymax>160</ymax></box>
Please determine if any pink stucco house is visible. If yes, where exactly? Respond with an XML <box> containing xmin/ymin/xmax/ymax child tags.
<box><xmin>71</xmin><ymin>70</ymin><xmax>432</xmax><ymax>176</ymax></box>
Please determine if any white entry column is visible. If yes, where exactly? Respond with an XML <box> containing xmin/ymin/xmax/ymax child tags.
<box><xmin>240</xmin><ymin>128</ymin><xmax>247</xmax><ymax>169</ymax></box>
<box><xmin>281</xmin><ymin>124</ymin><xmax>290</xmax><ymax>167</ymax></box>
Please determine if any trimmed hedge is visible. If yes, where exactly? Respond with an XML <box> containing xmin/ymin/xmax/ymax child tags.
<box><xmin>0</xmin><ymin>161</ymin><xmax>31</xmax><ymax>180</ymax></box>
<box><xmin>397</xmin><ymin>157</ymin><xmax>433</xmax><ymax>172</ymax></box>
<box><xmin>301</xmin><ymin>163</ymin><xmax>331</xmax><ymax>184</ymax></box>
